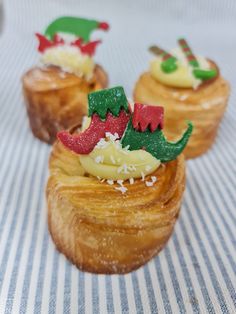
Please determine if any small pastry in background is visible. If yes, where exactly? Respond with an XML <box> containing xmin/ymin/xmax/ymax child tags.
<box><xmin>47</xmin><ymin>86</ymin><xmax>193</xmax><ymax>274</ymax></box>
<box><xmin>134</xmin><ymin>38</ymin><xmax>230</xmax><ymax>158</ymax></box>
<box><xmin>22</xmin><ymin>16</ymin><xmax>109</xmax><ymax>144</ymax></box>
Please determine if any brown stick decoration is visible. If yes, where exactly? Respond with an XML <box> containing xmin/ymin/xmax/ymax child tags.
<box><xmin>149</xmin><ymin>45</ymin><xmax>178</xmax><ymax>73</ymax></box>
<box><xmin>178</xmin><ymin>38</ymin><xmax>199</xmax><ymax>68</ymax></box>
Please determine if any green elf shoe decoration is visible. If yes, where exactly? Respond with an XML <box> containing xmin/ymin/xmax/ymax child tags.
<box><xmin>121</xmin><ymin>103</ymin><xmax>193</xmax><ymax>162</ymax></box>
<box><xmin>45</xmin><ymin>16</ymin><xmax>109</xmax><ymax>42</ymax></box>
<box><xmin>58</xmin><ymin>86</ymin><xmax>193</xmax><ymax>162</ymax></box>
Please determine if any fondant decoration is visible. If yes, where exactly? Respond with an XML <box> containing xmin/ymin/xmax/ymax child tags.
<box><xmin>178</xmin><ymin>38</ymin><xmax>218</xmax><ymax>80</ymax></box>
<box><xmin>121</xmin><ymin>105</ymin><xmax>193</xmax><ymax>162</ymax></box>
<box><xmin>149</xmin><ymin>45</ymin><xmax>178</xmax><ymax>73</ymax></box>
<box><xmin>57</xmin><ymin>110</ymin><xmax>130</xmax><ymax>154</ymax></box>
<box><xmin>88</xmin><ymin>86</ymin><xmax>129</xmax><ymax>119</ymax></box>
<box><xmin>192</xmin><ymin>68</ymin><xmax>217</xmax><ymax>81</ymax></box>
<box><xmin>45</xmin><ymin>16</ymin><xmax>109</xmax><ymax>42</ymax></box>
<box><xmin>58</xmin><ymin>87</ymin><xmax>130</xmax><ymax>153</ymax></box>
<box><xmin>71</xmin><ymin>39</ymin><xmax>101</xmax><ymax>56</ymax></box>
<box><xmin>36</xmin><ymin>33</ymin><xmax>64</xmax><ymax>53</ymax></box>
<box><xmin>58</xmin><ymin>87</ymin><xmax>192</xmax><ymax>162</ymax></box>
<box><xmin>36</xmin><ymin>33</ymin><xmax>101</xmax><ymax>56</ymax></box>
<box><xmin>150</xmin><ymin>39</ymin><xmax>217</xmax><ymax>83</ymax></box>
<box><xmin>178</xmin><ymin>38</ymin><xmax>199</xmax><ymax>68</ymax></box>
<box><xmin>132</xmin><ymin>103</ymin><xmax>164</xmax><ymax>132</ymax></box>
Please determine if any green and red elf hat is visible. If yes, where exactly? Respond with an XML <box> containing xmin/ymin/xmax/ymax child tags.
<box><xmin>35</xmin><ymin>16</ymin><xmax>109</xmax><ymax>56</ymax></box>
<box><xmin>35</xmin><ymin>33</ymin><xmax>102</xmax><ymax>56</ymax></box>
<box><xmin>58</xmin><ymin>87</ymin><xmax>193</xmax><ymax>162</ymax></box>
<box><xmin>44</xmin><ymin>16</ymin><xmax>109</xmax><ymax>42</ymax></box>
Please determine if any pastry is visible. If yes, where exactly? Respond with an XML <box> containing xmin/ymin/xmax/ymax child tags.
<box><xmin>47</xmin><ymin>86</ymin><xmax>193</xmax><ymax>274</ymax></box>
<box><xmin>134</xmin><ymin>39</ymin><xmax>230</xmax><ymax>158</ymax></box>
<box><xmin>22</xmin><ymin>16</ymin><xmax>109</xmax><ymax>144</ymax></box>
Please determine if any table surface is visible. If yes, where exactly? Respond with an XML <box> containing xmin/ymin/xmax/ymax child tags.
<box><xmin>0</xmin><ymin>0</ymin><xmax>236</xmax><ymax>313</ymax></box>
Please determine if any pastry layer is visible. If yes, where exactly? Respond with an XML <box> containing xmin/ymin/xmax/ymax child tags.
<box><xmin>22</xmin><ymin>65</ymin><xmax>108</xmax><ymax>144</ymax></box>
<box><xmin>47</xmin><ymin>140</ymin><xmax>185</xmax><ymax>274</ymax></box>
<box><xmin>134</xmin><ymin>73</ymin><xmax>230</xmax><ymax>158</ymax></box>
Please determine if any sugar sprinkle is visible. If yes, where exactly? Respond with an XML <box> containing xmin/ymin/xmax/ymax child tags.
<box><xmin>115</xmin><ymin>186</ymin><xmax>128</xmax><ymax>194</ymax></box>
<box><xmin>94</xmin><ymin>155</ymin><xmax>104</xmax><ymax>164</ymax></box>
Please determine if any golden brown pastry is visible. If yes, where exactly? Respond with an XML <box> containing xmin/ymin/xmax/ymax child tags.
<box><xmin>22</xmin><ymin>65</ymin><xmax>108</xmax><ymax>144</ymax></box>
<box><xmin>22</xmin><ymin>16</ymin><xmax>109</xmax><ymax>144</ymax></box>
<box><xmin>47</xmin><ymin>141</ymin><xmax>185</xmax><ymax>274</ymax></box>
<box><xmin>134</xmin><ymin>40</ymin><xmax>230</xmax><ymax>158</ymax></box>
<box><xmin>46</xmin><ymin>86</ymin><xmax>192</xmax><ymax>274</ymax></box>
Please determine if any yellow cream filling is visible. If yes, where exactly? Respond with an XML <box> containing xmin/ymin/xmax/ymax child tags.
<box><xmin>150</xmin><ymin>47</ymin><xmax>210</xmax><ymax>89</ymax></box>
<box><xmin>41</xmin><ymin>46</ymin><xmax>95</xmax><ymax>80</ymax></box>
<box><xmin>79</xmin><ymin>125</ymin><xmax>160</xmax><ymax>181</ymax></box>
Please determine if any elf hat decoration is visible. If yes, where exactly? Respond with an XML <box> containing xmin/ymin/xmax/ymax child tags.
<box><xmin>45</xmin><ymin>16</ymin><xmax>109</xmax><ymax>42</ymax></box>
<box><xmin>35</xmin><ymin>16</ymin><xmax>110</xmax><ymax>56</ymax></box>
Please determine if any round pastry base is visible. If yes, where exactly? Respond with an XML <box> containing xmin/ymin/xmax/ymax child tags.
<box><xmin>22</xmin><ymin>65</ymin><xmax>108</xmax><ymax>144</ymax></box>
<box><xmin>48</xmin><ymin>216</ymin><xmax>173</xmax><ymax>274</ymax></box>
<box><xmin>134</xmin><ymin>73</ymin><xmax>230</xmax><ymax>159</ymax></box>
<box><xmin>47</xmin><ymin>140</ymin><xmax>185</xmax><ymax>274</ymax></box>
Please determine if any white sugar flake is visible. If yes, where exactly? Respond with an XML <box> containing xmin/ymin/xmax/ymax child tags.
<box><xmin>141</xmin><ymin>172</ymin><xmax>145</xmax><ymax>181</ymax></box>
<box><xmin>110</xmin><ymin>155</ymin><xmax>116</xmax><ymax>164</ymax></box>
<box><xmin>107</xmin><ymin>179</ymin><xmax>114</xmax><ymax>185</ymax></box>
<box><xmin>145</xmin><ymin>165</ymin><xmax>151</xmax><ymax>172</ymax></box>
<box><xmin>94</xmin><ymin>155</ymin><xmax>104</xmax><ymax>164</ymax></box>
<box><xmin>115</xmin><ymin>186</ymin><xmax>128</xmax><ymax>194</ymax></box>
<box><xmin>151</xmin><ymin>176</ymin><xmax>157</xmax><ymax>183</ymax></box>
<box><xmin>129</xmin><ymin>178</ymin><xmax>134</xmax><ymax>185</ymax></box>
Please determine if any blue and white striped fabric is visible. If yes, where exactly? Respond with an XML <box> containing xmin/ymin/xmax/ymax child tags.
<box><xmin>0</xmin><ymin>1</ymin><xmax>235</xmax><ymax>313</ymax></box>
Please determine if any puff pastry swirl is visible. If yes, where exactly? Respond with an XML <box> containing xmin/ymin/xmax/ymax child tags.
<box><xmin>47</xmin><ymin>139</ymin><xmax>186</xmax><ymax>274</ymax></box>
<box><xmin>22</xmin><ymin>65</ymin><xmax>108</xmax><ymax>144</ymax></box>
<box><xmin>134</xmin><ymin>70</ymin><xmax>230</xmax><ymax>158</ymax></box>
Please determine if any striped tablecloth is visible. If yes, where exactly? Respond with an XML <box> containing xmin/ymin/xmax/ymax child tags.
<box><xmin>0</xmin><ymin>1</ymin><xmax>235</xmax><ymax>313</ymax></box>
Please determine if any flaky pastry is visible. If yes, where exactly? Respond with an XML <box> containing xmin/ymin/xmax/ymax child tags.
<box><xmin>22</xmin><ymin>65</ymin><xmax>108</xmax><ymax>144</ymax></box>
<box><xmin>134</xmin><ymin>72</ymin><xmax>229</xmax><ymax>158</ymax></box>
<box><xmin>47</xmin><ymin>140</ymin><xmax>185</xmax><ymax>274</ymax></box>
<box><xmin>46</xmin><ymin>86</ymin><xmax>192</xmax><ymax>274</ymax></box>
<box><xmin>134</xmin><ymin>40</ymin><xmax>230</xmax><ymax>158</ymax></box>
<box><xmin>22</xmin><ymin>16</ymin><xmax>109</xmax><ymax>144</ymax></box>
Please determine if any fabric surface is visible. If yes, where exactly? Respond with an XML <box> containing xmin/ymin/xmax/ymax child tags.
<box><xmin>0</xmin><ymin>0</ymin><xmax>236</xmax><ymax>313</ymax></box>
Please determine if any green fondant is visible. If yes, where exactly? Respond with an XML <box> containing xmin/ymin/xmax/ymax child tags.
<box><xmin>189</xmin><ymin>60</ymin><xmax>199</xmax><ymax>67</ymax></box>
<box><xmin>193</xmin><ymin>68</ymin><xmax>217</xmax><ymax>80</ymax></box>
<box><xmin>45</xmin><ymin>16</ymin><xmax>99</xmax><ymax>42</ymax></box>
<box><xmin>121</xmin><ymin>120</ymin><xmax>193</xmax><ymax>162</ymax></box>
<box><xmin>88</xmin><ymin>86</ymin><xmax>129</xmax><ymax>120</ymax></box>
<box><xmin>161</xmin><ymin>57</ymin><xmax>178</xmax><ymax>73</ymax></box>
